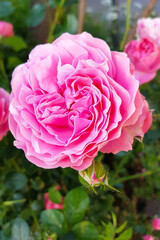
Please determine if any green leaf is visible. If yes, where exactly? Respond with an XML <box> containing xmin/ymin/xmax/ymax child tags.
<box><xmin>21</xmin><ymin>209</ymin><xmax>32</xmax><ymax>221</ymax></box>
<box><xmin>2</xmin><ymin>222</ymin><xmax>11</xmax><ymax>238</ymax></box>
<box><xmin>48</xmin><ymin>0</ymin><xmax>56</xmax><ymax>9</ymax></box>
<box><xmin>116</xmin><ymin>222</ymin><xmax>127</xmax><ymax>234</ymax></box>
<box><xmin>5</xmin><ymin>173</ymin><xmax>28</xmax><ymax>191</ymax></box>
<box><xmin>60</xmin><ymin>232</ymin><xmax>75</xmax><ymax>240</ymax></box>
<box><xmin>103</xmin><ymin>222</ymin><xmax>115</xmax><ymax>240</ymax></box>
<box><xmin>63</xmin><ymin>187</ymin><xmax>89</xmax><ymax>225</ymax></box>
<box><xmin>72</xmin><ymin>221</ymin><xmax>100</xmax><ymax>240</ymax></box>
<box><xmin>115</xmin><ymin>228</ymin><xmax>132</xmax><ymax>240</ymax></box>
<box><xmin>111</xmin><ymin>212</ymin><xmax>117</xmax><ymax>228</ymax></box>
<box><xmin>0</xmin><ymin>231</ymin><xmax>11</xmax><ymax>240</ymax></box>
<box><xmin>31</xmin><ymin>200</ymin><xmax>42</xmax><ymax>213</ymax></box>
<box><xmin>30</xmin><ymin>176</ymin><xmax>44</xmax><ymax>190</ymax></box>
<box><xmin>11</xmin><ymin>218</ymin><xmax>29</xmax><ymax>240</ymax></box>
<box><xmin>64</xmin><ymin>0</ymin><xmax>79</xmax><ymax>6</ymax></box>
<box><xmin>26</xmin><ymin>4</ymin><xmax>46</xmax><ymax>27</ymax></box>
<box><xmin>7</xmin><ymin>57</ymin><xmax>21</xmax><ymax>69</ymax></box>
<box><xmin>3</xmin><ymin>36</ymin><xmax>27</xmax><ymax>51</ymax></box>
<box><xmin>0</xmin><ymin>1</ymin><xmax>14</xmax><ymax>17</ymax></box>
<box><xmin>66</xmin><ymin>14</ymin><xmax>78</xmax><ymax>34</ymax></box>
<box><xmin>40</xmin><ymin>209</ymin><xmax>65</xmax><ymax>235</ymax></box>
<box><xmin>49</xmin><ymin>188</ymin><xmax>62</xmax><ymax>204</ymax></box>
<box><xmin>134</xmin><ymin>225</ymin><xmax>146</xmax><ymax>234</ymax></box>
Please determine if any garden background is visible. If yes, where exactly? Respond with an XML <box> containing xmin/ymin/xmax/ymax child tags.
<box><xmin>0</xmin><ymin>0</ymin><xmax>160</xmax><ymax>239</ymax></box>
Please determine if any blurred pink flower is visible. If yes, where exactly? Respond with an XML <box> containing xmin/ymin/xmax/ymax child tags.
<box><xmin>0</xmin><ymin>21</ymin><xmax>14</xmax><ymax>38</ymax></box>
<box><xmin>125</xmin><ymin>39</ymin><xmax>160</xmax><ymax>84</ymax></box>
<box><xmin>44</xmin><ymin>190</ymin><xmax>64</xmax><ymax>210</ymax></box>
<box><xmin>0</xmin><ymin>88</ymin><xmax>10</xmax><ymax>141</ymax></box>
<box><xmin>152</xmin><ymin>218</ymin><xmax>160</xmax><ymax>231</ymax></box>
<box><xmin>143</xmin><ymin>235</ymin><xmax>154</xmax><ymax>240</ymax></box>
<box><xmin>9</xmin><ymin>32</ymin><xmax>152</xmax><ymax>170</ymax></box>
<box><xmin>137</xmin><ymin>18</ymin><xmax>160</xmax><ymax>46</ymax></box>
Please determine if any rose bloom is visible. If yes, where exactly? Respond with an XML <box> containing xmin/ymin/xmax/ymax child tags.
<box><xmin>137</xmin><ymin>18</ymin><xmax>160</xmax><ymax>46</ymax></box>
<box><xmin>0</xmin><ymin>88</ymin><xmax>10</xmax><ymax>141</ymax></box>
<box><xmin>143</xmin><ymin>235</ymin><xmax>154</xmax><ymax>240</ymax></box>
<box><xmin>125</xmin><ymin>38</ymin><xmax>160</xmax><ymax>84</ymax></box>
<box><xmin>0</xmin><ymin>21</ymin><xmax>14</xmax><ymax>38</ymax></box>
<box><xmin>9</xmin><ymin>32</ymin><xmax>152</xmax><ymax>170</ymax></box>
<box><xmin>152</xmin><ymin>218</ymin><xmax>160</xmax><ymax>231</ymax></box>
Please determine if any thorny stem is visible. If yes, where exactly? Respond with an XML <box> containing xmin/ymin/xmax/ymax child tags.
<box><xmin>2</xmin><ymin>199</ymin><xmax>26</xmax><ymax>206</ymax></box>
<box><xmin>114</xmin><ymin>167</ymin><xmax>160</xmax><ymax>185</ymax></box>
<box><xmin>47</xmin><ymin>0</ymin><xmax>66</xmax><ymax>43</ymax></box>
<box><xmin>120</xmin><ymin>0</ymin><xmax>132</xmax><ymax>50</ymax></box>
<box><xmin>30</xmin><ymin>208</ymin><xmax>42</xmax><ymax>234</ymax></box>
<box><xmin>77</xmin><ymin>0</ymin><xmax>86</xmax><ymax>33</ymax></box>
<box><xmin>0</xmin><ymin>53</ymin><xmax>9</xmax><ymax>83</ymax></box>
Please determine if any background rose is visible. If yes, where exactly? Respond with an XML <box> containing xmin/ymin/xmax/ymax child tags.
<box><xmin>0</xmin><ymin>88</ymin><xmax>10</xmax><ymax>141</ymax></box>
<box><xmin>143</xmin><ymin>235</ymin><xmax>154</xmax><ymax>240</ymax></box>
<box><xmin>137</xmin><ymin>18</ymin><xmax>160</xmax><ymax>46</ymax></box>
<box><xmin>9</xmin><ymin>32</ymin><xmax>152</xmax><ymax>170</ymax></box>
<box><xmin>44</xmin><ymin>192</ymin><xmax>64</xmax><ymax>210</ymax></box>
<box><xmin>152</xmin><ymin>218</ymin><xmax>160</xmax><ymax>231</ymax></box>
<box><xmin>44</xmin><ymin>185</ymin><xmax>64</xmax><ymax>210</ymax></box>
<box><xmin>0</xmin><ymin>21</ymin><xmax>14</xmax><ymax>38</ymax></box>
<box><xmin>125</xmin><ymin>38</ymin><xmax>160</xmax><ymax>84</ymax></box>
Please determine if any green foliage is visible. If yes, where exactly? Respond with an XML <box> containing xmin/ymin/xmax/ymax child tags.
<box><xmin>65</xmin><ymin>14</ymin><xmax>78</xmax><ymax>34</ymax></box>
<box><xmin>0</xmin><ymin>1</ymin><xmax>14</xmax><ymax>17</ymax></box>
<box><xmin>64</xmin><ymin>0</ymin><xmax>79</xmax><ymax>7</ymax></box>
<box><xmin>0</xmin><ymin>231</ymin><xmax>11</xmax><ymax>240</ymax></box>
<box><xmin>63</xmin><ymin>187</ymin><xmax>90</xmax><ymax>225</ymax></box>
<box><xmin>5</xmin><ymin>173</ymin><xmax>28</xmax><ymax>191</ymax></box>
<box><xmin>49</xmin><ymin>188</ymin><xmax>62</xmax><ymax>204</ymax></box>
<box><xmin>72</xmin><ymin>221</ymin><xmax>100</xmax><ymax>240</ymax></box>
<box><xmin>3</xmin><ymin>36</ymin><xmax>27</xmax><ymax>51</ymax></box>
<box><xmin>11</xmin><ymin>218</ymin><xmax>30</xmax><ymax>240</ymax></box>
<box><xmin>39</xmin><ymin>188</ymin><xmax>100</xmax><ymax>239</ymax></box>
<box><xmin>48</xmin><ymin>0</ymin><xmax>56</xmax><ymax>9</ymax></box>
<box><xmin>26</xmin><ymin>3</ymin><xmax>46</xmax><ymax>27</ymax></box>
<box><xmin>115</xmin><ymin>228</ymin><xmax>132</xmax><ymax>240</ymax></box>
<box><xmin>40</xmin><ymin>209</ymin><xmax>66</xmax><ymax>236</ymax></box>
<box><xmin>101</xmin><ymin>222</ymin><xmax>115</xmax><ymax>240</ymax></box>
<box><xmin>7</xmin><ymin>57</ymin><xmax>22</xmax><ymax>69</ymax></box>
<box><xmin>101</xmin><ymin>214</ymin><xmax>132</xmax><ymax>240</ymax></box>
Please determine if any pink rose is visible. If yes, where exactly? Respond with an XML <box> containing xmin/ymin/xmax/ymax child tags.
<box><xmin>0</xmin><ymin>88</ymin><xmax>10</xmax><ymax>140</ymax></box>
<box><xmin>137</xmin><ymin>18</ymin><xmax>160</xmax><ymax>46</ymax></box>
<box><xmin>9</xmin><ymin>32</ymin><xmax>152</xmax><ymax>170</ymax></box>
<box><xmin>143</xmin><ymin>235</ymin><xmax>154</xmax><ymax>240</ymax></box>
<box><xmin>152</xmin><ymin>218</ymin><xmax>160</xmax><ymax>230</ymax></box>
<box><xmin>0</xmin><ymin>21</ymin><xmax>14</xmax><ymax>38</ymax></box>
<box><xmin>125</xmin><ymin>39</ymin><xmax>160</xmax><ymax>84</ymax></box>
